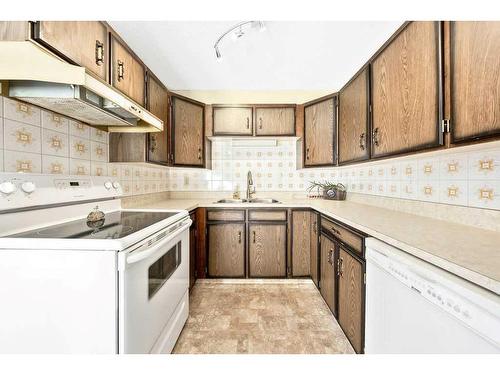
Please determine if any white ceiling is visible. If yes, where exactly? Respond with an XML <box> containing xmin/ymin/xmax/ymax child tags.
<box><xmin>109</xmin><ymin>21</ymin><xmax>403</xmax><ymax>91</ymax></box>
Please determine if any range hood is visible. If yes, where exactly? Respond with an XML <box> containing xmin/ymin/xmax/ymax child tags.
<box><xmin>0</xmin><ymin>41</ymin><xmax>162</xmax><ymax>132</ymax></box>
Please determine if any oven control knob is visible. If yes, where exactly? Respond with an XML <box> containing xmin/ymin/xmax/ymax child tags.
<box><xmin>0</xmin><ymin>181</ymin><xmax>16</xmax><ymax>195</ymax></box>
<box><xmin>112</xmin><ymin>181</ymin><xmax>121</xmax><ymax>189</ymax></box>
<box><xmin>21</xmin><ymin>181</ymin><xmax>36</xmax><ymax>194</ymax></box>
<box><xmin>104</xmin><ymin>181</ymin><xmax>112</xmax><ymax>190</ymax></box>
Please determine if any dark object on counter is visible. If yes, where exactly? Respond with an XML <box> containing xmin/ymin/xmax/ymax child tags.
<box><xmin>87</xmin><ymin>206</ymin><xmax>105</xmax><ymax>229</ymax></box>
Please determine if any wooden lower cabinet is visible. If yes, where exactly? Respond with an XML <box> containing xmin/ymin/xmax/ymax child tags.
<box><xmin>248</xmin><ymin>223</ymin><xmax>287</xmax><ymax>278</ymax></box>
<box><xmin>320</xmin><ymin>234</ymin><xmax>337</xmax><ymax>314</ymax></box>
<box><xmin>338</xmin><ymin>246</ymin><xmax>365</xmax><ymax>353</ymax></box>
<box><xmin>291</xmin><ymin>210</ymin><xmax>311</xmax><ymax>277</ymax></box>
<box><xmin>207</xmin><ymin>223</ymin><xmax>245</xmax><ymax>277</ymax></box>
<box><xmin>310</xmin><ymin>212</ymin><xmax>320</xmax><ymax>287</ymax></box>
<box><xmin>189</xmin><ymin>211</ymin><xmax>197</xmax><ymax>289</ymax></box>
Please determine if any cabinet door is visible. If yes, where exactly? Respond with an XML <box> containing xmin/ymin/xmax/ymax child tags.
<box><xmin>108</xmin><ymin>133</ymin><xmax>146</xmax><ymax>162</ymax></box>
<box><xmin>207</xmin><ymin>223</ymin><xmax>245</xmax><ymax>277</ymax></box>
<box><xmin>248</xmin><ymin>223</ymin><xmax>287</xmax><ymax>278</ymax></box>
<box><xmin>213</xmin><ymin>107</ymin><xmax>253</xmax><ymax>135</ymax></box>
<box><xmin>291</xmin><ymin>210</ymin><xmax>310</xmax><ymax>277</ymax></box>
<box><xmin>310</xmin><ymin>212</ymin><xmax>320</xmax><ymax>287</ymax></box>
<box><xmin>371</xmin><ymin>21</ymin><xmax>441</xmax><ymax>158</ymax></box>
<box><xmin>255</xmin><ymin>107</ymin><xmax>295</xmax><ymax>136</ymax></box>
<box><xmin>147</xmin><ymin>74</ymin><xmax>170</xmax><ymax>165</ymax></box>
<box><xmin>110</xmin><ymin>35</ymin><xmax>145</xmax><ymax>106</ymax></box>
<box><xmin>338</xmin><ymin>68</ymin><xmax>370</xmax><ymax>164</ymax></box>
<box><xmin>189</xmin><ymin>212</ymin><xmax>197</xmax><ymax>289</ymax></box>
<box><xmin>338</xmin><ymin>247</ymin><xmax>364</xmax><ymax>353</ymax></box>
<box><xmin>33</xmin><ymin>21</ymin><xmax>108</xmax><ymax>81</ymax></box>
<box><xmin>320</xmin><ymin>234</ymin><xmax>336</xmax><ymax>314</ymax></box>
<box><xmin>304</xmin><ymin>97</ymin><xmax>336</xmax><ymax>166</ymax></box>
<box><xmin>172</xmin><ymin>96</ymin><xmax>205</xmax><ymax>167</ymax></box>
<box><xmin>451</xmin><ymin>21</ymin><xmax>500</xmax><ymax>143</ymax></box>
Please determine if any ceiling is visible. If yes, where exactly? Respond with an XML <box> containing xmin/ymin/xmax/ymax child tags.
<box><xmin>109</xmin><ymin>21</ymin><xmax>403</xmax><ymax>91</ymax></box>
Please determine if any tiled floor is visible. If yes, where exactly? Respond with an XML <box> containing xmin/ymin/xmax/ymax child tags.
<box><xmin>172</xmin><ymin>279</ymin><xmax>355</xmax><ymax>354</ymax></box>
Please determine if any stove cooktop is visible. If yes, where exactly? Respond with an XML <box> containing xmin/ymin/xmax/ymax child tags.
<box><xmin>10</xmin><ymin>211</ymin><xmax>179</xmax><ymax>240</ymax></box>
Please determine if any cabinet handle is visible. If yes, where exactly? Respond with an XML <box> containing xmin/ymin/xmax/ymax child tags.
<box><xmin>197</xmin><ymin>147</ymin><xmax>202</xmax><ymax>160</ymax></box>
<box><xmin>359</xmin><ymin>132</ymin><xmax>366</xmax><ymax>150</ymax></box>
<box><xmin>338</xmin><ymin>257</ymin><xmax>344</xmax><ymax>277</ymax></box>
<box><xmin>150</xmin><ymin>134</ymin><xmax>157</xmax><ymax>153</ymax></box>
<box><xmin>253</xmin><ymin>231</ymin><xmax>256</xmax><ymax>243</ymax></box>
<box><xmin>330</xmin><ymin>227</ymin><xmax>341</xmax><ymax>236</ymax></box>
<box><xmin>372</xmin><ymin>127</ymin><xmax>380</xmax><ymax>147</ymax></box>
<box><xmin>306</xmin><ymin>148</ymin><xmax>310</xmax><ymax>160</ymax></box>
<box><xmin>246</xmin><ymin>117</ymin><xmax>250</xmax><ymax>129</ymax></box>
<box><xmin>259</xmin><ymin>118</ymin><xmax>263</xmax><ymax>130</ymax></box>
<box><xmin>327</xmin><ymin>249</ymin><xmax>333</xmax><ymax>265</ymax></box>
<box><xmin>117</xmin><ymin>60</ymin><xmax>125</xmax><ymax>81</ymax></box>
<box><xmin>238</xmin><ymin>231</ymin><xmax>242</xmax><ymax>244</ymax></box>
<box><xmin>95</xmin><ymin>40</ymin><xmax>104</xmax><ymax>66</ymax></box>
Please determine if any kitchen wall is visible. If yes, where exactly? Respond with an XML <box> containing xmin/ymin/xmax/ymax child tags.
<box><xmin>2</xmin><ymin>95</ymin><xmax>499</xmax><ymax>212</ymax></box>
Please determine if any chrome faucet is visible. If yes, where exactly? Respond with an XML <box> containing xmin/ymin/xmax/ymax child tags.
<box><xmin>246</xmin><ymin>170</ymin><xmax>256</xmax><ymax>200</ymax></box>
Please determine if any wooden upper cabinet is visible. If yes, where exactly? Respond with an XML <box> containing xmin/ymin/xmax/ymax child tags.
<box><xmin>32</xmin><ymin>21</ymin><xmax>108</xmax><ymax>81</ymax></box>
<box><xmin>320</xmin><ymin>234</ymin><xmax>337</xmax><ymax>314</ymax></box>
<box><xmin>147</xmin><ymin>74</ymin><xmax>170</xmax><ymax>165</ymax></box>
<box><xmin>207</xmin><ymin>223</ymin><xmax>246</xmax><ymax>278</ymax></box>
<box><xmin>450</xmin><ymin>21</ymin><xmax>500</xmax><ymax>143</ymax></box>
<box><xmin>110</xmin><ymin>35</ymin><xmax>145</xmax><ymax>106</ymax></box>
<box><xmin>338</xmin><ymin>247</ymin><xmax>364</xmax><ymax>353</ymax></box>
<box><xmin>304</xmin><ymin>97</ymin><xmax>336</xmax><ymax>167</ymax></box>
<box><xmin>338</xmin><ymin>68</ymin><xmax>370</xmax><ymax>164</ymax></box>
<box><xmin>255</xmin><ymin>107</ymin><xmax>295</xmax><ymax>136</ymax></box>
<box><xmin>371</xmin><ymin>21</ymin><xmax>442</xmax><ymax>158</ymax></box>
<box><xmin>291</xmin><ymin>210</ymin><xmax>311</xmax><ymax>277</ymax></box>
<box><xmin>213</xmin><ymin>107</ymin><xmax>253</xmax><ymax>135</ymax></box>
<box><xmin>248</xmin><ymin>223</ymin><xmax>287</xmax><ymax>278</ymax></box>
<box><xmin>171</xmin><ymin>96</ymin><xmax>205</xmax><ymax>167</ymax></box>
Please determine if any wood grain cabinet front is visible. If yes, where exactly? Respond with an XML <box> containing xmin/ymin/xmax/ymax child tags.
<box><xmin>320</xmin><ymin>234</ymin><xmax>337</xmax><ymax>314</ymax></box>
<box><xmin>207</xmin><ymin>223</ymin><xmax>246</xmax><ymax>278</ymax></box>
<box><xmin>310</xmin><ymin>212</ymin><xmax>320</xmax><ymax>287</ymax></box>
<box><xmin>304</xmin><ymin>96</ymin><xmax>337</xmax><ymax>167</ymax></box>
<box><xmin>291</xmin><ymin>210</ymin><xmax>311</xmax><ymax>277</ymax></box>
<box><xmin>248</xmin><ymin>223</ymin><xmax>287</xmax><ymax>278</ymax></box>
<box><xmin>450</xmin><ymin>21</ymin><xmax>500</xmax><ymax>143</ymax></box>
<box><xmin>255</xmin><ymin>107</ymin><xmax>295</xmax><ymax>136</ymax></box>
<box><xmin>338</xmin><ymin>68</ymin><xmax>370</xmax><ymax>164</ymax></box>
<box><xmin>32</xmin><ymin>21</ymin><xmax>108</xmax><ymax>81</ymax></box>
<box><xmin>147</xmin><ymin>74</ymin><xmax>170</xmax><ymax>165</ymax></box>
<box><xmin>337</xmin><ymin>246</ymin><xmax>365</xmax><ymax>354</ymax></box>
<box><xmin>213</xmin><ymin>107</ymin><xmax>253</xmax><ymax>135</ymax></box>
<box><xmin>110</xmin><ymin>35</ymin><xmax>145</xmax><ymax>106</ymax></box>
<box><xmin>370</xmin><ymin>21</ymin><xmax>442</xmax><ymax>158</ymax></box>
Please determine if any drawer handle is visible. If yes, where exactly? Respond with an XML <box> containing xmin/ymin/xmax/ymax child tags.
<box><xmin>246</xmin><ymin>117</ymin><xmax>250</xmax><ymax>129</ymax></box>
<box><xmin>253</xmin><ymin>231</ymin><xmax>256</xmax><ymax>243</ymax></box>
<box><xmin>95</xmin><ymin>40</ymin><xmax>104</xmax><ymax>66</ymax></box>
<box><xmin>359</xmin><ymin>132</ymin><xmax>366</xmax><ymax>150</ymax></box>
<box><xmin>259</xmin><ymin>117</ymin><xmax>263</xmax><ymax>130</ymax></box>
<box><xmin>238</xmin><ymin>231</ymin><xmax>242</xmax><ymax>244</ymax></box>
<box><xmin>372</xmin><ymin>127</ymin><xmax>380</xmax><ymax>147</ymax></box>
<box><xmin>117</xmin><ymin>60</ymin><xmax>125</xmax><ymax>81</ymax></box>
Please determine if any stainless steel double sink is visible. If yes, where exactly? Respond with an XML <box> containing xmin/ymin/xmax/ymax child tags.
<box><xmin>214</xmin><ymin>198</ymin><xmax>281</xmax><ymax>204</ymax></box>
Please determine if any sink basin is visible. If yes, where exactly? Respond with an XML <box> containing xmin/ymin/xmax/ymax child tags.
<box><xmin>214</xmin><ymin>198</ymin><xmax>281</xmax><ymax>204</ymax></box>
<box><xmin>215</xmin><ymin>199</ymin><xmax>248</xmax><ymax>203</ymax></box>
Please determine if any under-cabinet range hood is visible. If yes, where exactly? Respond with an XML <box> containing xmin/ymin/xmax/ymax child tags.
<box><xmin>0</xmin><ymin>42</ymin><xmax>162</xmax><ymax>133</ymax></box>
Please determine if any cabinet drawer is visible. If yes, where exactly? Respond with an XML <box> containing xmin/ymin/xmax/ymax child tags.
<box><xmin>248</xmin><ymin>210</ymin><xmax>287</xmax><ymax>221</ymax></box>
<box><xmin>207</xmin><ymin>210</ymin><xmax>245</xmax><ymax>222</ymax></box>
<box><xmin>321</xmin><ymin>216</ymin><xmax>364</xmax><ymax>256</ymax></box>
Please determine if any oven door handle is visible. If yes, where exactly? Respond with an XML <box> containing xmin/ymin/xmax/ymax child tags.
<box><xmin>126</xmin><ymin>219</ymin><xmax>192</xmax><ymax>265</ymax></box>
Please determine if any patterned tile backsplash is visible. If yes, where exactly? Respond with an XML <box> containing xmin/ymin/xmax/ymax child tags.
<box><xmin>1</xmin><ymin>96</ymin><xmax>500</xmax><ymax>211</ymax></box>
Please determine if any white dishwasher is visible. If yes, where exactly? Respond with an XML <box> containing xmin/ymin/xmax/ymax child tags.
<box><xmin>365</xmin><ymin>238</ymin><xmax>500</xmax><ymax>354</ymax></box>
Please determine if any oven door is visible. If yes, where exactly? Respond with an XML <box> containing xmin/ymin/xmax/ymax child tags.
<box><xmin>118</xmin><ymin>217</ymin><xmax>191</xmax><ymax>354</ymax></box>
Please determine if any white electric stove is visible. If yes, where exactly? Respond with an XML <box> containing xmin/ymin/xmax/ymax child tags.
<box><xmin>0</xmin><ymin>172</ymin><xmax>191</xmax><ymax>354</ymax></box>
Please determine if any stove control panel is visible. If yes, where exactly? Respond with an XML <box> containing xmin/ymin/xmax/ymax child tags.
<box><xmin>0</xmin><ymin>173</ymin><xmax>123</xmax><ymax>211</ymax></box>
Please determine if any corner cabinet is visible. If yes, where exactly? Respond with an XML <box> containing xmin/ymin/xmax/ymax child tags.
<box><xmin>32</xmin><ymin>21</ymin><xmax>108</xmax><ymax>81</ymax></box>
<box><xmin>110</xmin><ymin>34</ymin><xmax>145</xmax><ymax>106</ymax></box>
<box><xmin>370</xmin><ymin>21</ymin><xmax>443</xmax><ymax>158</ymax></box>
<box><xmin>171</xmin><ymin>96</ymin><xmax>205</xmax><ymax>167</ymax></box>
<box><xmin>303</xmin><ymin>96</ymin><xmax>337</xmax><ymax>167</ymax></box>
<box><xmin>338</xmin><ymin>68</ymin><xmax>370</xmax><ymax>164</ymax></box>
<box><xmin>450</xmin><ymin>21</ymin><xmax>500</xmax><ymax>143</ymax></box>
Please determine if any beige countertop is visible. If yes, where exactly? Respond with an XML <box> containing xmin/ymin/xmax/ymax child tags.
<box><xmin>129</xmin><ymin>197</ymin><xmax>500</xmax><ymax>295</ymax></box>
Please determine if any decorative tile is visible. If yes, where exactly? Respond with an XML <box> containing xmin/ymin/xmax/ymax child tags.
<box><xmin>3</xmin><ymin>119</ymin><xmax>41</xmax><ymax>153</ymax></box>
<box><xmin>69</xmin><ymin>136</ymin><xmax>91</xmax><ymax>160</ymax></box>
<box><xmin>417</xmin><ymin>181</ymin><xmax>440</xmax><ymax>203</ymax></box>
<box><xmin>120</xmin><ymin>180</ymin><xmax>132</xmax><ymax>196</ymax></box>
<box><xmin>400</xmin><ymin>160</ymin><xmax>418</xmax><ymax>180</ymax></box>
<box><xmin>69</xmin><ymin>158</ymin><xmax>91</xmax><ymax>176</ymax></box>
<box><xmin>3</xmin><ymin>97</ymin><xmax>41</xmax><ymax>127</ymax></box>
<box><xmin>400</xmin><ymin>180</ymin><xmax>418</xmax><ymax>200</ymax></box>
<box><xmin>4</xmin><ymin>150</ymin><xmax>41</xmax><ymax>173</ymax></box>
<box><xmin>41</xmin><ymin>110</ymin><xmax>69</xmax><ymax>134</ymax></box>
<box><xmin>109</xmin><ymin>164</ymin><xmax>120</xmax><ymax>178</ymax></box>
<box><xmin>90</xmin><ymin>141</ymin><xmax>108</xmax><ymax>162</ymax></box>
<box><xmin>417</xmin><ymin>157</ymin><xmax>440</xmax><ymax>180</ymax></box>
<box><xmin>42</xmin><ymin>155</ymin><xmax>69</xmax><ymax>175</ymax></box>
<box><xmin>468</xmin><ymin>180</ymin><xmax>500</xmax><ymax>210</ymax></box>
<box><xmin>120</xmin><ymin>165</ymin><xmax>133</xmax><ymax>180</ymax></box>
<box><xmin>91</xmin><ymin>162</ymin><xmax>108</xmax><ymax>177</ymax></box>
<box><xmin>69</xmin><ymin>120</ymin><xmax>90</xmax><ymax>139</ymax></box>
<box><xmin>42</xmin><ymin>129</ymin><xmax>69</xmax><ymax>157</ymax></box>
<box><xmin>439</xmin><ymin>153</ymin><xmax>468</xmax><ymax>180</ymax></box>
<box><xmin>90</xmin><ymin>127</ymin><xmax>108</xmax><ymax>143</ymax></box>
<box><xmin>468</xmin><ymin>150</ymin><xmax>500</xmax><ymax>180</ymax></box>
